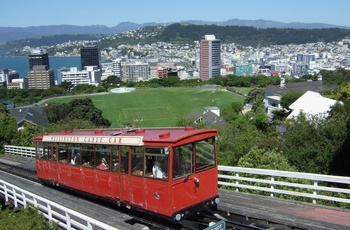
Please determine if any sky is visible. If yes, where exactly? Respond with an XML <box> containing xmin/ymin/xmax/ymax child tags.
<box><xmin>2</xmin><ymin>0</ymin><xmax>350</xmax><ymax>28</ymax></box>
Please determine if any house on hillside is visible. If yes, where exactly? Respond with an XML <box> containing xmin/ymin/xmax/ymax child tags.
<box><xmin>287</xmin><ymin>91</ymin><xmax>339</xmax><ymax>120</ymax></box>
<box><xmin>264</xmin><ymin>79</ymin><xmax>335</xmax><ymax>121</ymax></box>
<box><xmin>186</xmin><ymin>106</ymin><xmax>228</xmax><ymax>129</ymax></box>
<box><xmin>9</xmin><ymin>104</ymin><xmax>48</xmax><ymax>130</ymax></box>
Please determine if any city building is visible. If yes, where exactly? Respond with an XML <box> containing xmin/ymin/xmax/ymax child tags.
<box><xmin>0</xmin><ymin>68</ymin><xmax>9</xmax><ymax>87</ymax></box>
<box><xmin>264</xmin><ymin>79</ymin><xmax>336</xmax><ymax>121</ymax></box>
<box><xmin>234</xmin><ymin>64</ymin><xmax>253</xmax><ymax>76</ymax></box>
<box><xmin>113</xmin><ymin>58</ymin><xmax>123</xmax><ymax>78</ymax></box>
<box><xmin>84</xmin><ymin>66</ymin><xmax>101</xmax><ymax>86</ymax></box>
<box><xmin>29</xmin><ymin>50</ymin><xmax>49</xmax><ymax>70</ymax></box>
<box><xmin>27</xmin><ymin>50</ymin><xmax>54</xmax><ymax>89</ymax></box>
<box><xmin>7</xmin><ymin>78</ymin><xmax>29</xmax><ymax>89</ymax></box>
<box><xmin>27</xmin><ymin>65</ymin><xmax>55</xmax><ymax>89</ymax></box>
<box><xmin>122</xmin><ymin>59</ymin><xmax>149</xmax><ymax>82</ymax></box>
<box><xmin>200</xmin><ymin>35</ymin><xmax>221</xmax><ymax>80</ymax></box>
<box><xmin>80</xmin><ymin>46</ymin><xmax>100</xmax><ymax>70</ymax></box>
<box><xmin>8</xmin><ymin>70</ymin><xmax>20</xmax><ymax>84</ymax></box>
<box><xmin>157</xmin><ymin>66</ymin><xmax>168</xmax><ymax>78</ymax></box>
<box><xmin>101</xmin><ymin>62</ymin><xmax>114</xmax><ymax>80</ymax></box>
<box><xmin>287</xmin><ymin>91</ymin><xmax>339</xmax><ymax>120</ymax></box>
<box><xmin>60</xmin><ymin>66</ymin><xmax>101</xmax><ymax>86</ymax></box>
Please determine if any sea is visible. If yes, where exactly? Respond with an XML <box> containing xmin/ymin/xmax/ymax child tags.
<box><xmin>0</xmin><ymin>50</ymin><xmax>81</xmax><ymax>81</ymax></box>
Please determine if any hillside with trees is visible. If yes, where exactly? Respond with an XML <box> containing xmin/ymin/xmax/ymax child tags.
<box><xmin>2</xmin><ymin>23</ymin><xmax>350</xmax><ymax>52</ymax></box>
<box><xmin>158</xmin><ymin>24</ymin><xmax>350</xmax><ymax>46</ymax></box>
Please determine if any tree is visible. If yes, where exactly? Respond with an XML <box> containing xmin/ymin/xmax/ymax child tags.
<box><xmin>221</xmin><ymin>101</ymin><xmax>243</xmax><ymax>123</ymax></box>
<box><xmin>238</xmin><ymin>147</ymin><xmax>296</xmax><ymax>171</ymax></box>
<box><xmin>101</xmin><ymin>75</ymin><xmax>121</xmax><ymax>87</ymax></box>
<box><xmin>0</xmin><ymin>206</ymin><xmax>58</xmax><ymax>230</ymax></box>
<box><xmin>0</xmin><ymin>104</ymin><xmax>18</xmax><ymax>153</ymax></box>
<box><xmin>43</xmin><ymin>103</ymin><xmax>69</xmax><ymax>123</ymax></box>
<box><xmin>280</xmin><ymin>113</ymin><xmax>347</xmax><ymax>175</ymax></box>
<box><xmin>15</xmin><ymin>123</ymin><xmax>44</xmax><ymax>147</ymax></box>
<box><xmin>71</xmin><ymin>84</ymin><xmax>97</xmax><ymax>94</ymax></box>
<box><xmin>280</xmin><ymin>91</ymin><xmax>303</xmax><ymax>109</ymax></box>
<box><xmin>332</xmin><ymin>82</ymin><xmax>350</xmax><ymax>101</ymax></box>
<box><xmin>67</xmin><ymin>98</ymin><xmax>110</xmax><ymax>127</ymax></box>
<box><xmin>244</xmin><ymin>88</ymin><xmax>264</xmax><ymax>110</ymax></box>
<box><xmin>217</xmin><ymin>117</ymin><xmax>262</xmax><ymax>166</ymax></box>
<box><xmin>44</xmin><ymin>97</ymin><xmax>111</xmax><ymax>128</ymax></box>
<box><xmin>252</xmin><ymin>112</ymin><xmax>269</xmax><ymax>132</ymax></box>
<box><xmin>327</xmin><ymin>102</ymin><xmax>350</xmax><ymax>176</ymax></box>
<box><xmin>176</xmin><ymin>118</ymin><xmax>196</xmax><ymax>127</ymax></box>
<box><xmin>44</xmin><ymin>118</ymin><xmax>98</xmax><ymax>132</ymax></box>
<box><xmin>59</xmin><ymin>81</ymin><xmax>74</xmax><ymax>92</ymax></box>
<box><xmin>0</xmin><ymin>87</ymin><xmax>8</xmax><ymax>100</ymax></box>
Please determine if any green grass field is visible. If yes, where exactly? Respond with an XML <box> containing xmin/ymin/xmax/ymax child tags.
<box><xmin>45</xmin><ymin>88</ymin><xmax>244</xmax><ymax>127</ymax></box>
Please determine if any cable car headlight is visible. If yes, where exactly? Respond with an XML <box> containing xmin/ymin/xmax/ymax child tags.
<box><xmin>175</xmin><ymin>213</ymin><xmax>182</xmax><ymax>221</ymax></box>
<box><xmin>215</xmin><ymin>197</ymin><xmax>220</xmax><ymax>204</ymax></box>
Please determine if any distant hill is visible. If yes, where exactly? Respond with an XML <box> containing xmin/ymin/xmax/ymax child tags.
<box><xmin>157</xmin><ymin>24</ymin><xmax>350</xmax><ymax>47</ymax></box>
<box><xmin>181</xmin><ymin>19</ymin><xmax>348</xmax><ymax>29</ymax></box>
<box><xmin>0</xmin><ymin>19</ymin><xmax>347</xmax><ymax>44</ymax></box>
<box><xmin>2</xmin><ymin>23</ymin><xmax>350</xmax><ymax>52</ymax></box>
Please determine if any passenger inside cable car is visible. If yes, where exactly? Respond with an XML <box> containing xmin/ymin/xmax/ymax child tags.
<box><xmin>152</xmin><ymin>161</ymin><xmax>165</xmax><ymax>178</ymax></box>
<box><xmin>98</xmin><ymin>158</ymin><xmax>109</xmax><ymax>170</ymax></box>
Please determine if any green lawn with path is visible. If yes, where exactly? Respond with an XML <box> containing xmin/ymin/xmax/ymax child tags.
<box><xmin>45</xmin><ymin>88</ymin><xmax>244</xmax><ymax>127</ymax></box>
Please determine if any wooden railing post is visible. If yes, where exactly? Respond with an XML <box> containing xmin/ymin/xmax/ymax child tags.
<box><xmin>313</xmin><ymin>181</ymin><xmax>318</xmax><ymax>204</ymax></box>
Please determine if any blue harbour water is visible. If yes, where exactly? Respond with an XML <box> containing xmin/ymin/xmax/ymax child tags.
<box><xmin>0</xmin><ymin>50</ymin><xmax>81</xmax><ymax>81</ymax></box>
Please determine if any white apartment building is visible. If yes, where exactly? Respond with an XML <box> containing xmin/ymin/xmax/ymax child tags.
<box><xmin>113</xmin><ymin>58</ymin><xmax>122</xmax><ymax>78</ymax></box>
<box><xmin>60</xmin><ymin>66</ymin><xmax>101</xmax><ymax>86</ymax></box>
<box><xmin>101</xmin><ymin>62</ymin><xmax>114</xmax><ymax>80</ymax></box>
<box><xmin>7</xmin><ymin>78</ymin><xmax>28</xmax><ymax>89</ymax></box>
<box><xmin>122</xmin><ymin>59</ymin><xmax>149</xmax><ymax>82</ymax></box>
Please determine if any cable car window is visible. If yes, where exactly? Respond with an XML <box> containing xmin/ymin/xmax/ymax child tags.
<box><xmin>36</xmin><ymin>142</ymin><xmax>44</xmax><ymax>159</ymax></box>
<box><xmin>144</xmin><ymin>147</ymin><xmax>169</xmax><ymax>180</ymax></box>
<box><xmin>173</xmin><ymin>144</ymin><xmax>193</xmax><ymax>180</ymax></box>
<box><xmin>80</xmin><ymin>144</ymin><xmax>93</xmax><ymax>167</ymax></box>
<box><xmin>120</xmin><ymin>146</ymin><xmax>129</xmax><ymax>174</ymax></box>
<box><xmin>112</xmin><ymin>146</ymin><xmax>119</xmax><ymax>172</ymax></box>
<box><xmin>132</xmin><ymin>147</ymin><xmax>143</xmax><ymax>176</ymax></box>
<box><xmin>41</xmin><ymin>142</ymin><xmax>49</xmax><ymax>160</ymax></box>
<box><xmin>48</xmin><ymin>143</ymin><xmax>56</xmax><ymax>161</ymax></box>
<box><xmin>58</xmin><ymin>143</ymin><xmax>69</xmax><ymax>164</ymax></box>
<box><xmin>195</xmin><ymin>138</ymin><xmax>215</xmax><ymax>172</ymax></box>
<box><xmin>96</xmin><ymin>145</ymin><xmax>110</xmax><ymax>171</ymax></box>
<box><xmin>69</xmin><ymin>145</ymin><xmax>80</xmax><ymax>165</ymax></box>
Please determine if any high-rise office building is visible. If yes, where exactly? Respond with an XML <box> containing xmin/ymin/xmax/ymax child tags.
<box><xmin>28</xmin><ymin>65</ymin><xmax>55</xmax><ymax>89</ymax></box>
<box><xmin>80</xmin><ymin>46</ymin><xmax>100</xmax><ymax>70</ymax></box>
<box><xmin>200</xmin><ymin>35</ymin><xmax>221</xmax><ymax>80</ymax></box>
<box><xmin>29</xmin><ymin>50</ymin><xmax>49</xmax><ymax>70</ymax></box>
<box><xmin>27</xmin><ymin>50</ymin><xmax>54</xmax><ymax>89</ymax></box>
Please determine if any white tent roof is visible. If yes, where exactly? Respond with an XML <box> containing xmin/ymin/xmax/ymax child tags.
<box><xmin>287</xmin><ymin>91</ymin><xmax>338</xmax><ymax>119</ymax></box>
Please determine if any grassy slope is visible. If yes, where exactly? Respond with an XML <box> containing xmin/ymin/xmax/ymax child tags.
<box><xmin>46</xmin><ymin>88</ymin><xmax>244</xmax><ymax>127</ymax></box>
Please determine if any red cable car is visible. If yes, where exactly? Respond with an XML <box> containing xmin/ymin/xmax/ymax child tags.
<box><xmin>35</xmin><ymin>127</ymin><xmax>219</xmax><ymax>221</ymax></box>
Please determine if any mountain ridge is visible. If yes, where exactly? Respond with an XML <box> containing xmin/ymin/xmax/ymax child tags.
<box><xmin>0</xmin><ymin>19</ymin><xmax>348</xmax><ymax>44</ymax></box>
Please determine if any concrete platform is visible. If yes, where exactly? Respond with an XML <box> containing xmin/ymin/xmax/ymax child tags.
<box><xmin>219</xmin><ymin>189</ymin><xmax>350</xmax><ymax>230</ymax></box>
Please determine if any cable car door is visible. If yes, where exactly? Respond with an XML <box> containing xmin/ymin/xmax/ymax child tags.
<box><xmin>120</xmin><ymin>148</ymin><xmax>131</xmax><ymax>204</ymax></box>
<box><xmin>48</xmin><ymin>143</ymin><xmax>59</xmax><ymax>183</ymax></box>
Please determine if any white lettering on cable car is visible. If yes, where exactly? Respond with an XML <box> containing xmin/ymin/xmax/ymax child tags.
<box><xmin>43</xmin><ymin>135</ymin><xmax>143</xmax><ymax>145</ymax></box>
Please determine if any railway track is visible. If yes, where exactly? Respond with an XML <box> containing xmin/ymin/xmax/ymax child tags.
<box><xmin>0</xmin><ymin>161</ymin><xmax>300</xmax><ymax>230</ymax></box>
